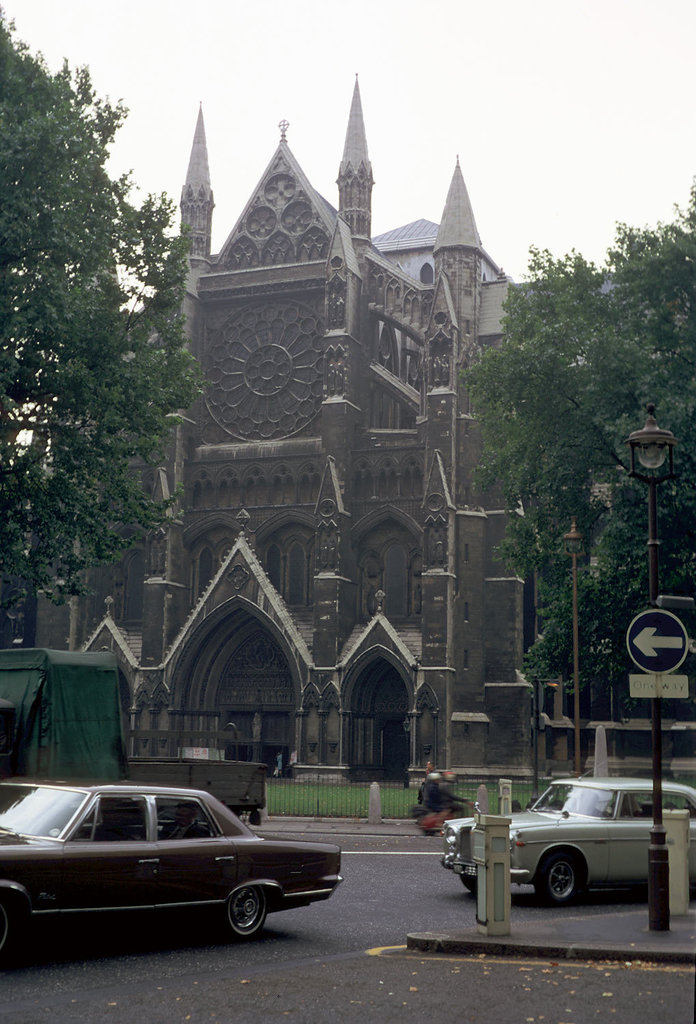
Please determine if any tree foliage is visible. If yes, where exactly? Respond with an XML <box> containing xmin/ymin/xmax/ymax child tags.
<box><xmin>467</xmin><ymin>187</ymin><xmax>696</xmax><ymax>713</ymax></box>
<box><xmin>0</xmin><ymin>18</ymin><xmax>200</xmax><ymax>602</ymax></box>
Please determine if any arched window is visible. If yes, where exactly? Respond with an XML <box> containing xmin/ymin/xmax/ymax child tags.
<box><xmin>384</xmin><ymin>545</ymin><xmax>407</xmax><ymax>617</ymax></box>
<box><xmin>198</xmin><ymin>548</ymin><xmax>213</xmax><ymax>597</ymax></box>
<box><xmin>267</xmin><ymin>544</ymin><xmax>281</xmax><ymax>592</ymax></box>
<box><xmin>287</xmin><ymin>543</ymin><xmax>305</xmax><ymax>605</ymax></box>
<box><xmin>420</xmin><ymin>262</ymin><xmax>434</xmax><ymax>284</ymax></box>
<box><xmin>124</xmin><ymin>549</ymin><xmax>145</xmax><ymax>621</ymax></box>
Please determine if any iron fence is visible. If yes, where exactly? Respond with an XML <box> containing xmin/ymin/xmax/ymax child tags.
<box><xmin>265</xmin><ymin>775</ymin><xmax>546</xmax><ymax>819</ymax></box>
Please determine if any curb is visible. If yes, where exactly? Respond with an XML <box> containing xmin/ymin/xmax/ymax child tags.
<box><xmin>406</xmin><ymin>930</ymin><xmax>696</xmax><ymax>965</ymax></box>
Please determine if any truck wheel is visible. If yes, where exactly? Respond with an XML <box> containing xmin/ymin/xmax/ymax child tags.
<box><xmin>225</xmin><ymin>885</ymin><xmax>267</xmax><ymax>939</ymax></box>
<box><xmin>537</xmin><ymin>851</ymin><xmax>582</xmax><ymax>904</ymax></box>
<box><xmin>460</xmin><ymin>876</ymin><xmax>477</xmax><ymax>895</ymax></box>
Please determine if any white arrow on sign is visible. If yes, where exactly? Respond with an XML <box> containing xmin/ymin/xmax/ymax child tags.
<box><xmin>633</xmin><ymin>627</ymin><xmax>684</xmax><ymax>658</ymax></box>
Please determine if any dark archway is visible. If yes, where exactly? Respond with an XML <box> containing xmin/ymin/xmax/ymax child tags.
<box><xmin>217</xmin><ymin>630</ymin><xmax>295</xmax><ymax>770</ymax></box>
<box><xmin>348</xmin><ymin>659</ymin><xmax>410</xmax><ymax>779</ymax></box>
<box><xmin>168</xmin><ymin>602</ymin><xmax>300</xmax><ymax>775</ymax></box>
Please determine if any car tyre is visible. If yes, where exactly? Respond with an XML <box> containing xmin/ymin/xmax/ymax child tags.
<box><xmin>460</xmin><ymin>875</ymin><xmax>477</xmax><ymax>895</ymax></box>
<box><xmin>0</xmin><ymin>896</ymin><xmax>28</xmax><ymax>965</ymax></box>
<box><xmin>225</xmin><ymin>885</ymin><xmax>267</xmax><ymax>939</ymax></box>
<box><xmin>537</xmin><ymin>851</ymin><xmax>582</xmax><ymax>904</ymax></box>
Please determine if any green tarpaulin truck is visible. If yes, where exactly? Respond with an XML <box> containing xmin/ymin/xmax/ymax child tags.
<box><xmin>0</xmin><ymin>649</ymin><xmax>265</xmax><ymax>821</ymax></box>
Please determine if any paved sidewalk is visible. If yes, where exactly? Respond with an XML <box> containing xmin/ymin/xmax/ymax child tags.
<box><xmin>255</xmin><ymin>814</ymin><xmax>415</xmax><ymax>837</ymax></box>
<box><xmin>256</xmin><ymin>815</ymin><xmax>696</xmax><ymax>965</ymax></box>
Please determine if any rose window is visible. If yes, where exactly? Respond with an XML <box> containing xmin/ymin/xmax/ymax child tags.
<box><xmin>206</xmin><ymin>301</ymin><xmax>325</xmax><ymax>441</ymax></box>
<box><xmin>246</xmin><ymin>206</ymin><xmax>277</xmax><ymax>239</ymax></box>
<box><xmin>265</xmin><ymin>173</ymin><xmax>296</xmax><ymax>204</ymax></box>
<box><xmin>281</xmin><ymin>200</ymin><xmax>313</xmax><ymax>234</ymax></box>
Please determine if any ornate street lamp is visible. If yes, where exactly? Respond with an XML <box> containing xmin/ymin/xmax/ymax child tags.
<box><xmin>563</xmin><ymin>518</ymin><xmax>584</xmax><ymax>776</ymax></box>
<box><xmin>626</xmin><ymin>403</ymin><xmax>677</xmax><ymax>932</ymax></box>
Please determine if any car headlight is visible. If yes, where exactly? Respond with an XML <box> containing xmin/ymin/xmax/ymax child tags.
<box><xmin>444</xmin><ymin>827</ymin><xmax>457</xmax><ymax>847</ymax></box>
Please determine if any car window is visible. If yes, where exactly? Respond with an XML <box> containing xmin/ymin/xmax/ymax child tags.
<box><xmin>155</xmin><ymin>797</ymin><xmax>217</xmax><ymax>839</ymax></box>
<box><xmin>0</xmin><ymin>784</ymin><xmax>87</xmax><ymax>838</ymax></box>
<box><xmin>663</xmin><ymin>792</ymin><xmax>696</xmax><ymax>817</ymax></box>
<box><xmin>73</xmin><ymin>796</ymin><xmax>149</xmax><ymax>842</ymax></box>
<box><xmin>618</xmin><ymin>792</ymin><xmax>653</xmax><ymax>818</ymax></box>
<box><xmin>534</xmin><ymin>784</ymin><xmax>615</xmax><ymax>818</ymax></box>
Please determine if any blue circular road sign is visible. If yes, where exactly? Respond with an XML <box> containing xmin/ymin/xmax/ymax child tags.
<box><xmin>626</xmin><ymin>609</ymin><xmax>689</xmax><ymax>673</ymax></box>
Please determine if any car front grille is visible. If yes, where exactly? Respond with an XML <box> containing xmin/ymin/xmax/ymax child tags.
<box><xmin>458</xmin><ymin>826</ymin><xmax>472</xmax><ymax>860</ymax></box>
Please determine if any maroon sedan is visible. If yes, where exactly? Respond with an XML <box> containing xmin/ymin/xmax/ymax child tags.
<box><xmin>0</xmin><ymin>781</ymin><xmax>341</xmax><ymax>960</ymax></box>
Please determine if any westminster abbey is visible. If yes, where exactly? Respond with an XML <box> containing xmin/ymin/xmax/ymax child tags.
<box><xmin>33</xmin><ymin>81</ymin><xmax>531</xmax><ymax>779</ymax></box>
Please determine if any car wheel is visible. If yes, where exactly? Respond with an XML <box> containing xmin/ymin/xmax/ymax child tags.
<box><xmin>0</xmin><ymin>896</ymin><xmax>27</xmax><ymax>965</ymax></box>
<box><xmin>225</xmin><ymin>885</ymin><xmax>267</xmax><ymax>939</ymax></box>
<box><xmin>537</xmin><ymin>851</ymin><xmax>582</xmax><ymax>904</ymax></box>
<box><xmin>460</xmin><ymin>875</ymin><xmax>477</xmax><ymax>895</ymax></box>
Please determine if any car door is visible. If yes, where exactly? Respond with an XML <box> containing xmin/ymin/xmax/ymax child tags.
<box><xmin>61</xmin><ymin>795</ymin><xmax>157</xmax><ymax>910</ymax></box>
<box><xmin>608</xmin><ymin>789</ymin><xmax>656</xmax><ymax>882</ymax></box>
<box><xmin>154</xmin><ymin>796</ymin><xmax>237</xmax><ymax>906</ymax></box>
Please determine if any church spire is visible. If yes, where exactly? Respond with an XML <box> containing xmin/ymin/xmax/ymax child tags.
<box><xmin>337</xmin><ymin>76</ymin><xmax>373</xmax><ymax>240</ymax></box>
<box><xmin>434</xmin><ymin>158</ymin><xmax>481</xmax><ymax>251</ymax></box>
<box><xmin>180</xmin><ymin>104</ymin><xmax>214</xmax><ymax>258</ymax></box>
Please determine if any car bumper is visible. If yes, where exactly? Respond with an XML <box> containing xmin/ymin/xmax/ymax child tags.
<box><xmin>444</xmin><ymin>858</ymin><xmax>533</xmax><ymax>885</ymax></box>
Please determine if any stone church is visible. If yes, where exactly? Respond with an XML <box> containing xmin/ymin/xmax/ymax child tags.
<box><xmin>34</xmin><ymin>81</ymin><xmax>531</xmax><ymax>779</ymax></box>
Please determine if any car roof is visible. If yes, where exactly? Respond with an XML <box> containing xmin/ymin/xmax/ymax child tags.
<box><xmin>0</xmin><ymin>779</ymin><xmax>217</xmax><ymax>800</ymax></box>
<box><xmin>548</xmin><ymin>777</ymin><xmax>696</xmax><ymax>796</ymax></box>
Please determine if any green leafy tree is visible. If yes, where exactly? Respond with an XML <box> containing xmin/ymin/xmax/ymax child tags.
<box><xmin>0</xmin><ymin>18</ymin><xmax>200</xmax><ymax>602</ymax></box>
<box><xmin>467</xmin><ymin>188</ymin><xmax>696</xmax><ymax>715</ymax></box>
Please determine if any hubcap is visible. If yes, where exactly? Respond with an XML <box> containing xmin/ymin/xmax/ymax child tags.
<box><xmin>549</xmin><ymin>861</ymin><xmax>574</xmax><ymax>899</ymax></box>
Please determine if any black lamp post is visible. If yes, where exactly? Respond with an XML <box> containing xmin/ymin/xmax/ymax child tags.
<box><xmin>626</xmin><ymin>403</ymin><xmax>677</xmax><ymax>932</ymax></box>
<box><xmin>563</xmin><ymin>518</ymin><xmax>584</xmax><ymax>776</ymax></box>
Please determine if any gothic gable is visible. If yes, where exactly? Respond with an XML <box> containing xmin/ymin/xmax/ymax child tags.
<box><xmin>218</xmin><ymin>143</ymin><xmax>336</xmax><ymax>270</ymax></box>
<box><xmin>164</xmin><ymin>532</ymin><xmax>313</xmax><ymax>688</ymax></box>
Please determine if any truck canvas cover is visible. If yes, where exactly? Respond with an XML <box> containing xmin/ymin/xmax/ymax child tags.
<box><xmin>0</xmin><ymin>648</ymin><xmax>127</xmax><ymax>780</ymax></box>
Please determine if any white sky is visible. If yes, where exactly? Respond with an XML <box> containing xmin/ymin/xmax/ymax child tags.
<box><xmin>6</xmin><ymin>0</ymin><xmax>696</xmax><ymax>281</ymax></box>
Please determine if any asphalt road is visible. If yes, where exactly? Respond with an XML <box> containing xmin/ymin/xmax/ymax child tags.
<box><xmin>2</xmin><ymin>831</ymin><xmax>694</xmax><ymax>1023</ymax></box>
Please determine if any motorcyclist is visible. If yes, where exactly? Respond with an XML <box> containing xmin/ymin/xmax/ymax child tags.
<box><xmin>422</xmin><ymin>772</ymin><xmax>445</xmax><ymax>814</ymax></box>
<box><xmin>417</xmin><ymin>771</ymin><xmax>470</xmax><ymax>832</ymax></box>
<box><xmin>439</xmin><ymin>770</ymin><xmax>470</xmax><ymax>816</ymax></box>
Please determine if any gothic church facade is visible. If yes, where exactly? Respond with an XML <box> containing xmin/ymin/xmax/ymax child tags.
<box><xmin>36</xmin><ymin>82</ymin><xmax>531</xmax><ymax>779</ymax></box>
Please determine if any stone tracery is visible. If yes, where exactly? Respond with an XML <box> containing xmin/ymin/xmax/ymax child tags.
<box><xmin>206</xmin><ymin>300</ymin><xmax>325</xmax><ymax>440</ymax></box>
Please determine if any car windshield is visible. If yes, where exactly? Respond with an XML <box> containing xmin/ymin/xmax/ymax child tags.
<box><xmin>532</xmin><ymin>784</ymin><xmax>615</xmax><ymax>819</ymax></box>
<box><xmin>0</xmin><ymin>784</ymin><xmax>87</xmax><ymax>838</ymax></box>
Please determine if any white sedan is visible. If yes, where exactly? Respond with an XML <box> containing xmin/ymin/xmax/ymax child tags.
<box><xmin>441</xmin><ymin>777</ymin><xmax>696</xmax><ymax>904</ymax></box>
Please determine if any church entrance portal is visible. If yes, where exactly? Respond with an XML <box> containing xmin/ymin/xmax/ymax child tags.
<box><xmin>349</xmin><ymin>660</ymin><xmax>410</xmax><ymax>779</ymax></box>
<box><xmin>215</xmin><ymin>629</ymin><xmax>294</xmax><ymax>773</ymax></box>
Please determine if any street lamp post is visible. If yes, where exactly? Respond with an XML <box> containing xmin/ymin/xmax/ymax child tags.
<box><xmin>626</xmin><ymin>403</ymin><xmax>677</xmax><ymax>932</ymax></box>
<box><xmin>563</xmin><ymin>518</ymin><xmax>584</xmax><ymax>776</ymax></box>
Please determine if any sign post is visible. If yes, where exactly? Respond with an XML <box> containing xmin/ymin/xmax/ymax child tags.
<box><xmin>626</xmin><ymin>608</ymin><xmax>691</xmax><ymax>932</ymax></box>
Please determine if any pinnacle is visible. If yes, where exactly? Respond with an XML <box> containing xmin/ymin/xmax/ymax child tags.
<box><xmin>434</xmin><ymin>159</ymin><xmax>481</xmax><ymax>251</ymax></box>
<box><xmin>184</xmin><ymin>104</ymin><xmax>212</xmax><ymax>193</ymax></box>
<box><xmin>340</xmin><ymin>77</ymin><xmax>371</xmax><ymax>174</ymax></box>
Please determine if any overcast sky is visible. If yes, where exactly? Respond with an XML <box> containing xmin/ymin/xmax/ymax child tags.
<box><xmin>6</xmin><ymin>0</ymin><xmax>696</xmax><ymax>281</ymax></box>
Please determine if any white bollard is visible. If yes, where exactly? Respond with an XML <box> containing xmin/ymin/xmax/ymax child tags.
<box><xmin>476</xmin><ymin>783</ymin><xmax>489</xmax><ymax>814</ymax></box>
<box><xmin>498</xmin><ymin>778</ymin><xmax>512</xmax><ymax>816</ymax></box>
<box><xmin>368</xmin><ymin>781</ymin><xmax>382</xmax><ymax>824</ymax></box>
<box><xmin>664</xmin><ymin>809</ymin><xmax>690</xmax><ymax>916</ymax></box>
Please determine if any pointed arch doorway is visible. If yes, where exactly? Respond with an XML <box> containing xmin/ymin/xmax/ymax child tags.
<box><xmin>171</xmin><ymin>606</ymin><xmax>299</xmax><ymax>775</ymax></box>
<box><xmin>348</xmin><ymin>659</ymin><xmax>410</xmax><ymax>779</ymax></box>
<box><xmin>216</xmin><ymin>630</ymin><xmax>295</xmax><ymax>770</ymax></box>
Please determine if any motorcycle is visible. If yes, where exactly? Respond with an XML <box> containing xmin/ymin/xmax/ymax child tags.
<box><xmin>412</xmin><ymin>798</ymin><xmax>472</xmax><ymax>835</ymax></box>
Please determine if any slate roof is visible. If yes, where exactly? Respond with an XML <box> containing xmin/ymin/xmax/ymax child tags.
<box><xmin>372</xmin><ymin>219</ymin><xmax>439</xmax><ymax>253</ymax></box>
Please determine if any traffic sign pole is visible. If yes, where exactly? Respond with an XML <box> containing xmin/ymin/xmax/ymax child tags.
<box><xmin>626</xmin><ymin>608</ymin><xmax>690</xmax><ymax>932</ymax></box>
